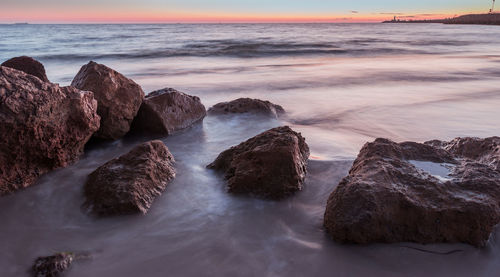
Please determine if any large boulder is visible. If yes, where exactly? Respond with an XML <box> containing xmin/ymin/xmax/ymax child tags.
<box><xmin>324</xmin><ymin>137</ymin><xmax>500</xmax><ymax>247</ymax></box>
<box><xmin>207</xmin><ymin>126</ymin><xmax>309</xmax><ymax>199</ymax></box>
<box><xmin>32</xmin><ymin>253</ymin><xmax>74</xmax><ymax>277</ymax></box>
<box><xmin>130</xmin><ymin>88</ymin><xmax>206</xmax><ymax>136</ymax></box>
<box><xmin>84</xmin><ymin>140</ymin><xmax>175</xmax><ymax>216</ymax></box>
<box><xmin>208</xmin><ymin>98</ymin><xmax>285</xmax><ymax>118</ymax></box>
<box><xmin>0</xmin><ymin>66</ymin><xmax>100</xmax><ymax>196</ymax></box>
<box><xmin>71</xmin><ymin>61</ymin><xmax>144</xmax><ymax>140</ymax></box>
<box><xmin>1</xmin><ymin>56</ymin><xmax>49</xmax><ymax>82</ymax></box>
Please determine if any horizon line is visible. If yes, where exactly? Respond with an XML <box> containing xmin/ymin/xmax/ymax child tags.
<box><xmin>1</xmin><ymin>21</ymin><xmax>393</xmax><ymax>24</ymax></box>
<box><xmin>0</xmin><ymin>11</ymin><xmax>480</xmax><ymax>24</ymax></box>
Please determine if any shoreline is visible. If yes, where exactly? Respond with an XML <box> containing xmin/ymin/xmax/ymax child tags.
<box><xmin>383</xmin><ymin>13</ymin><xmax>500</xmax><ymax>26</ymax></box>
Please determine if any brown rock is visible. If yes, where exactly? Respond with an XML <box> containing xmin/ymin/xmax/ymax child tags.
<box><xmin>207</xmin><ymin>126</ymin><xmax>309</xmax><ymax>199</ymax></box>
<box><xmin>208</xmin><ymin>98</ymin><xmax>285</xmax><ymax>118</ymax></box>
<box><xmin>32</xmin><ymin>252</ymin><xmax>74</xmax><ymax>277</ymax></box>
<box><xmin>0</xmin><ymin>66</ymin><xmax>100</xmax><ymax>196</ymax></box>
<box><xmin>84</xmin><ymin>140</ymin><xmax>175</xmax><ymax>216</ymax></box>
<box><xmin>427</xmin><ymin>136</ymin><xmax>500</xmax><ymax>171</ymax></box>
<box><xmin>1</xmin><ymin>56</ymin><xmax>49</xmax><ymax>82</ymax></box>
<box><xmin>324</xmin><ymin>138</ymin><xmax>500</xmax><ymax>247</ymax></box>
<box><xmin>71</xmin><ymin>61</ymin><xmax>144</xmax><ymax>140</ymax></box>
<box><xmin>130</xmin><ymin>88</ymin><xmax>206</xmax><ymax>136</ymax></box>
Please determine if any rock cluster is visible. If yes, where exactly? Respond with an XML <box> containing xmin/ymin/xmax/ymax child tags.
<box><xmin>324</xmin><ymin>137</ymin><xmax>500</xmax><ymax>247</ymax></box>
<box><xmin>130</xmin><ymin>88</ymin><xmax>206</xmax><ymax>136</ymax></box>
<box><xmin>5</xmin><ymin>53</ymin><xmax>500</xmax><ymax>276</ymax></box>
<box><xmin>1</xmin><ymin>57</ymin><xmax>209</xmax><ymax>197</ymax></box>
<box><xmin>208</xmin><ymin>126</ymin><xmax>309</xmax><ymax>199</ymax></box>
<box><xmin>84</xmin><ymin>140</ymin><xmax>176</xmax><ymax>216</ymax></box>
<box><xmin>208</xmin><ymin>98</ymin><xmax>285</xmax><ymax>118</ymax></box>
<box><xmin>71</xmin><ymin>61</ymin><xmax>144</xmax><ymax>140</ymax></box>
<box><xmin>0</xmin><ymin>66</ymin><xmax>100</xmax><ymax>195</ymax></box>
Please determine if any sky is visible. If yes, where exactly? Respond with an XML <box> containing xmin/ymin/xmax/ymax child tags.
<box><xmin>0</xmin><ymin>0</ymin><xmax>492</xmax><ymax>23</ymax></box>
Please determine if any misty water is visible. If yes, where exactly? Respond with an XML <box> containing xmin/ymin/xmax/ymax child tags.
<box><xmin>1</xmin><ymin>23</ymin><xmax>500</xmax><ymax>276</ymax></box>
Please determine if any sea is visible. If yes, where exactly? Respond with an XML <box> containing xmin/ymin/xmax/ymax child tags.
<box><xmin>1</xmin><ymin>23</ymin><xmax>500</xmax><ymax>276</ymax></box>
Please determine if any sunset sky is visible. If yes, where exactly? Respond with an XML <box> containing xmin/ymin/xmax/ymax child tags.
<box><xmin>0</xmin><ymin>0</ymin><xmax>492</xmax><ymax>23</ymax></box>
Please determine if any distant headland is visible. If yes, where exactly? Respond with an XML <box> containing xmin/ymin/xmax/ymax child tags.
<box><xmin>383</xmin><ymin>13</ymin><xmax>500</xmax><ymax>25</ymax></box>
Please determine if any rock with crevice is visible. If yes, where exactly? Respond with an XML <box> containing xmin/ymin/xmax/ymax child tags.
<box><xmin>71</xmin><ymin>61</ymin><xmax>144</xmax><ymax>140</ymax></box>
<box><xmin>324</xmin><ymin>137</ymin><xmax>500</xmax><ymax>247</ymax></box>
<box><xmin>208</xmin><ymin>98</ymin><xmax>285</xmax><ymax>118</ymax></box>
<box><xmin>1</xmin><ymin>56</ymin><xmax>49</xmax><ymax>82</ymax></box>
<box><xmin>84</xmin><ymin>140</ymin><xmax>175</xmax><ymax>216</ymax></box>
<box><xmin>0</xmin><ymin>66</ymin><xmax>100</xmax><ymax>196</ymax></box>
<box><xmin>208</xmin><ymin>126</ymin><xmax>309</xmax><ymax>199</ymax></box>
<box><xmin>130</xmin><ymin>88</ymin><xmax>206</xmax><ymax>136</ymax></box>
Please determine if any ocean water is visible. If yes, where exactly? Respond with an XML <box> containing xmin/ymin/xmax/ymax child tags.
<box><xmin>1</xmin><ymin>23</ymin><xmax>500</xmax><ymax>276</ymax></box>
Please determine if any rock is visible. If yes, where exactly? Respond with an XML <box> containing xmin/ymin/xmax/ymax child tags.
<box><xmin>32</xmin><ymin>252</ymin><xmax>74</xmax><ymax>277</ymax></box>
<box><xmin>0</xmin><ymin>66</ymin><xmax>100</xmax><ymax>196</ymax></box>
<box><xmin>84</xmin><ymin>140</ymin><xmax>175</xmax><ymax>216</ymax></box>
<box><xmin>426</xmin><ymin>136</ymin><xmax>500</xmax><ymax>171</ymax></box>
<box><xmin>324</xmin><ymin>137</ymin><xmax>500</xmax><ymax>247</ymax></box>
<box><xmin>207</xmin><ymin>126</ymin><xmax>309</xmax><ymax>199</ymax></box>
<box><xmin>1</xmin><ymin>56</ymin><xmax>49</xmax><ymax>82</ymax></box>
<box><xmin>208</xmin><ymin>98</ymin><xmax>285</xmax><ymax>118</ymax></box>
<box><xmin>71</xmin><ymin>61</ymin><xmax>144</xmax><ymax>140</ymax></box>
<box><xmin>130</xmin><ymin>88</ymin><xmax>206</xmax><ymax>136</ymax></box>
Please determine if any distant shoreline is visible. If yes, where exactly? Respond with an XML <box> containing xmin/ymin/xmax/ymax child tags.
<box><xmin>383</xmin><ymin>13</ymin><xmax>500</xmax><ymax>26</ymax></box>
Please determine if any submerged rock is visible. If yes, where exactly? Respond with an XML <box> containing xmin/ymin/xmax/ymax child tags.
<box><xmin>208</xmin><ymin>126</ymin><xmax>309</xmax><ymax>199</ymax></box>
<box><xmin>130</xmin><ymin>88</ymin><xmax>206</xmax><ymax>136</ymax></box>
<box><xmin>1</xmin><ymin>56</ymin><xmax>49</xmax><ymax>82</ymax></box>
<box><xmin>324</xmin><ymin>137</ymin><xmax>500</xmax><ymax>247</ymax></box>
<box><xmin>32</xmin><ymin>252</ymin><xmax>74</xmax><ymax>277</ymax></box>
<box><xmin>208</xmin><ymin>98</ymin><xmax>285</xmax><ymax>118</ymax></box>
<box><xmin>0</xmin><ymin>66</ymin><xmax>100</xmax><ymax>196</ymax></box>
<box><xmin>84</xmin><ymin>140</ymin><xmax>175</xmax><ymax>216</ymax></box>
<box><xmin>71</xmin><ymin>61</ymin><xmax>144</xmax><ymax>140</ymax></box>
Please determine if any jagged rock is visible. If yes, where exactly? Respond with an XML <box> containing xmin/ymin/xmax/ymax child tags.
<box><xmin>208</xmin><ymin>126</ymin><xmax>309</xmax><ymax>199</ymax></box>
<box><xmin>324</xmin><ymin>137</ymin><xmax>500</xmax><ymax>247</ymax></box>
<box><xmin>208</xmin><ymin>98</ymin><xmax>285</xmax><ymax>118</ymax></box>
<box><xmin>32</xmin><ymin>252</ymin><xmax>74</xmax><ymax>277</ymax></box>
<box><xmin>71</xmin><ymin>61</ymin><xmax>144</xmax><ymax>140</ymax></box>
<box><xmin>84</xmin><ymin>140</ymin><xmax>175</xmax><ymax>216</ymax></box>
<box><xmin>426</xmin><ymin>136</ymin><xmax>500</xmax><ymax>171</ymax></box>
<box><xmin>1</xmin><ymin>56</ymin><xmax>49</xmax><ymax>82</ymax></box>
<box><xmin>130</xmin><ymin>88</ymin><xmax>206</xmax><ymax>136</ymax></box>
<box><xmin>0</xmin><ymin>66</ymin><xmax>100</xmax><ymax>196</ymax></box>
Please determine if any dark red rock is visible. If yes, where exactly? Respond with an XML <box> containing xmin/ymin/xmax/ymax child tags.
<box><xmin>324</xmin><ymin>138</ymin><xmax>500</xmax><ymax>247</ymax></box>
<box><xmin>84</xmin><ymin>140</ymin><xmax>175</xmax><ymax>216</ymax></box>
<box><xmin>71</xmin><ymin>61</ymin><xmax>144</xmax><ymax>140</ymax></box>
<box><xmin>208</xmin><ymin>98</ymin><xmax>285</xmax><ymax>118</ymax></box>
<box><xmin>32</xmin><ymin>252</ymin><xmax>74</xmax><ymax>277</ymax></box>
<box><xmin>208</xmin><ymin>126</ymin><xmax>309</xmax><ymax>199</ymax></box>
<box><xmin>130</xmin><ymin>88</ymin><xmax>206</xmax><ymax>136</ymax></box>
<box><xmin>0</xmin><ymin>66</ymin><xmax>100</xmax><ymax>196</ymax></box>
<box><xmin>1</xmin><ymin>56</ymin><xmax>49</xmax><ymax>82</ymax></box>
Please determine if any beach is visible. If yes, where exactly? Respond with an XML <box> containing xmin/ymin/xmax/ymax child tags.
<box><xmin>1</xmin><ymin>23</ymin><xmax>500</xmax><ymax>276</ymax></box>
